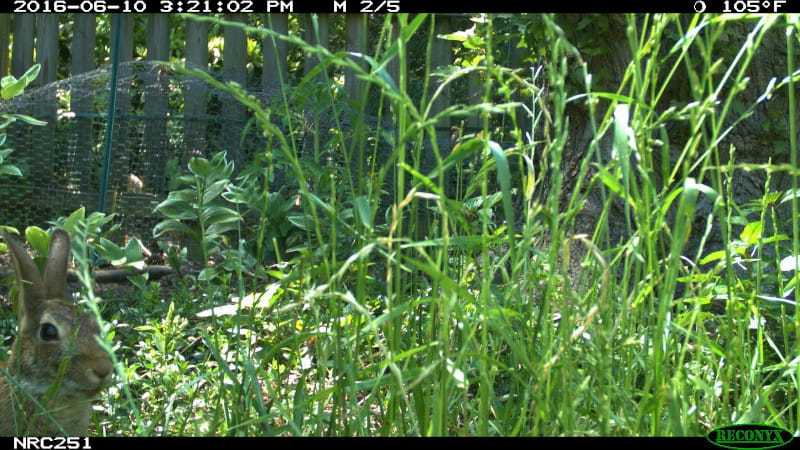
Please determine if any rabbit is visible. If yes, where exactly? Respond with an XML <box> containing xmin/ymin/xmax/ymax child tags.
<box><xmin>0</xmin><ymin>229</ymin><xmax>113</xmax><ymax>436</ymax></box>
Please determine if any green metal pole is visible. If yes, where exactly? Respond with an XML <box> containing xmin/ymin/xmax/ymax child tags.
<box><xmin>98</xmin><ymin>14</ymin><xmax>122</xmax><ymax>213</ymax></box>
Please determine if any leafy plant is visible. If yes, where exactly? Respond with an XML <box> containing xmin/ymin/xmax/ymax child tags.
<box><xmin>52</xmin><ymin>207</ymin><xmax>145</xmax><ymax>271</ymax></box>
<box><xmin>0</xmin><ymin>64</ymin><xmax>46</xmax><ymax>180</ymax></box>
<box><xmin>153</xmin><ymin>151</ymin><xmax>241</xmax><ymax>280</ymax></box>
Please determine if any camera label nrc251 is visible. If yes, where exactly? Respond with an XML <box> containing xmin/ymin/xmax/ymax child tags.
<box><xmin>13</xmin><ymin>437</ymin><xmax>92</xmax><ymax>450</ymax></box>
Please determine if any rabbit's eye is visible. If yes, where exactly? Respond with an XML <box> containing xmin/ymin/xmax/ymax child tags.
<box><xmin>40</xmin><ymin>323</ymin><xmax>59</xmax><ymax>341</ymax></box>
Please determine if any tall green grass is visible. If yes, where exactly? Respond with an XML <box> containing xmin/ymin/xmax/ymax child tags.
<box><xmin>86</xmin><ymin>13</ymin><xmax>800</xmax><ymax>436</ymax></box>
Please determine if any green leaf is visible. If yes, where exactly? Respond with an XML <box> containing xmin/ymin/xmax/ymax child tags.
<box><xmin>199</xmin><ymin>205</ymin><xmax>240</xmax><ymax>226</ymax></box>
<box><xmin>153</xmin><ymin>220</ymin><xmax>197</xmax><ymax>238</ymax></box>
<box><xmin>0</xmin><ymin>165</ymin><xmax>22</xmax><ymax>177</ymax></box>
<box><xmin>781</xmin><ymin>274</ymin><xmax>800</xmax><ymax>298</ymax></box>
<box><xmin>170</xmin><ymin>188</ymin><xmax>200</xmax><ymax>203</ymax></box>
<box><xmin>202</xmin><ymin>179</ymin><xmax>230</xmax><ymax>203</ymax></box>
<box><xmin>3</xmin><ymin>113</ymin><xmax>47</xmax><ymax>126</ymax></box>
<box><xmin>85</xmin><ymin>211</ymin><xmax>117</xmax><ymax>232</ymax></box>
<box><xmin>19</xmin><ymin>64</ymin><xmax>41</xmax><ymax>86</ymax></box>
<box><xmin>207</xmin><ymin>221</ymin><xmax>240</xmax><ymax>236</ymax></box>
<box><xmin>0</xmin><ymin>75</ymin><xmax>15</xmax><ymax>89</ymax></box>
<box><xmin>596</xmin><ymin>164</ymin><xmax>630</xmax><ymax>204</ymax></box>
<box><xmin>522</xmin><ymin>154</ymin><xmax>537</xmax><ymax>199</ymax></box>
<box><xmin>154</xmin><ymin>198</ymin><xmax>197</xmax><ymax>220</ymax></box>
<box><xmin>124</xmin><ymin>238</ymin><xmax>145</xmax><ymax>270</ymax></box>
<box><xmin>1</xmin><ymin>64</ymin><xmax>41</xmax><ymax>100</ymax></box>
<box><xmin>347</xmin><ymin>52</ymin><xmax>399</xmax><ymax>94</ymax></box>
<box><xmin>177</xmin><ymin>174</ymin><xmax>196</xmax><ymax>185</ymax></box>
<box><xmin>287</xmin><ymin>213</ymin><xmax>310</xmax><ymax>231</ymax></box>
<box><xmin>781</xmin><ymin>188</ymin><xmax>800</xmax><ymax>204</ymax></box>
<box><xmin>95</xmin><ymin>237</ymin><xmax>125</xmax><ymax>265</ymax></box>
<box><xmin>189</xmin><ymin>152</ymin><xmax>233</xmax><ymax>180</ymax></box>
<box><xmin>59</xmin><ymin>207</ymin><xmax>86</xmax><ymax>234</ymax></box>
<box><xmin>426</xmin><ymin>137</ymin><xmax>483</xmax><ymax>180</ymax></box>
<box><xmin>222</xmin><ymin>184</ymin><xmax>253</xmax><ymax>205</ymax></box>
<box><xmin>198</xmin><ymin>267</ymin><xmax>218</xmax><ymax>281</ymax></box>
<box><xmin>127</xmin><ymin>273</ymin><xmax>149</xmax><ymax>290</ymax></box>
<box><xmin>25</xmin><ymin>226</ymin><xmax>50</xmax><ymax>256</ymax></box>
<box><xmin>188</xmin><ymin>157</ymin><xmax>211</xmax><ymax>177</ymax></box>
<box><xmin>438</xmin><ymin>27</ymin><xmax>474</xmax><ymax>43</ymax></box>
<box><xmin>207</xmin><ymin>151</ymin><xmax>234</xmax><ymax>178</ymax></box>
<box><xmin>463</xmin><ymin>34</ymin><xmax>486</xmax><ymax>50</ymax></box>
<box><xmin>740</xmin><ymin>221</ymin><xmax>763</xmax><ymax>246</ymax></box>
<box><xmin>353</xmin><ymin>195</ymin><xmax>373</xmax><ymax>229</ymax></box>
<box><xmin>669</xmin><ymin>179</ymin><xmax>701</xmax><ymax>261</ymax></box>
<box><xmin>699</xmin><ymin>250</ymin><xmax>727</xmax><ymax>265</ymax></box>
<box><xmin>1</xmin><ymin>77</ymin><xmax>24</xmax><ymax>100</ymax></box>
<box><xmin>487</xmin><ymin>140</ymin><xmax>514</xmax><ymax>238</ymax></box>
<box><xmin>764</xmin><ymin>191</ymin><xmax>782</xmax><ymax>205</ymax></box>
<box><xmin>760</xmin><ymin>234</ymin><xmax>789</xmax><ymax>245</ymax></box>
<box><xmin>0</xmin><ymin>117</ymin><xmax>16</xmax><ymax>130</ymax></box>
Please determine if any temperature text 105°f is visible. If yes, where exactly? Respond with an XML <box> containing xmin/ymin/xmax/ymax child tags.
<box><xmin>331</xmin><ymin>0</ymin><xmax>399</xmax><ymax>12</ymax></box>
<box><xmin>722</xmin><ymin>0</ymin><xmax>785</xmax><ymax>12</ymax></box>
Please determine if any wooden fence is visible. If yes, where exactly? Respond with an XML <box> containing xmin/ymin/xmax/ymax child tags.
<box><xmin>0</xmin><ymin>14</ymin><xmax>484</xmax><ymax>174</ymax></box>
<box><xmin>0</xmin><ymin>14</ymin><xmax>475</xmax><ymax>123</ymax></box>
<box><xmin>0</xmin><ymin>14</ymin><xmax>482</xmax><ymax>235</ymax></box>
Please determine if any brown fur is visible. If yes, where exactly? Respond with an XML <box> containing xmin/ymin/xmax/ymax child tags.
<box><xmin>0</xmin><ymin>230</ymin><xmax>112</xmax><ymax>436</ymax></box>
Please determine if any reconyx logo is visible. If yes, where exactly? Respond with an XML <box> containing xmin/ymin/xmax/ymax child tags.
<box><xmin>707</xmin><ymin>424</ymin><xmax>794</xmax><ymax>449</ymax></box>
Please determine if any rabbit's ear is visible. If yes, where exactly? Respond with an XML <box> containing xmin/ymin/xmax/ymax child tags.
<box><xmin>43</xmin><ymin>229</ymin><xmax>70</xmax><ymax>300</ymax></box>
<box><xmin>2</xmin><ymin>230</ymin><xmax>46</xmax><ymax>301</ymax></box>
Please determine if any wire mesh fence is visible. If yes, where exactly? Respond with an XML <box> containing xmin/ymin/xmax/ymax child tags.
<box><xmin>0</xmin><ymin>61</ymin><xmax>366</xmax><ymax>247</ymax></box>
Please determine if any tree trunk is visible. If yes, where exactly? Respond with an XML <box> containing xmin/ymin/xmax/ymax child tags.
<box><xmin>557</xmin><ymin>15</ymin><xmax>795</xmax><ymax>261</ymax></box>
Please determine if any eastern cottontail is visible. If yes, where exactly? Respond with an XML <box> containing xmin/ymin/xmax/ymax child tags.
<box><xmin>0</xmin><ymin>229</ymin><xmax>113</xmax><ymax>436</ymax></box>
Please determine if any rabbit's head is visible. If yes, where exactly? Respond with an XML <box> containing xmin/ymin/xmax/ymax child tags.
<box><xmin>0</xmin><ymin>229</ymin><xmax>113</xmax><ymax>436</ymax></box>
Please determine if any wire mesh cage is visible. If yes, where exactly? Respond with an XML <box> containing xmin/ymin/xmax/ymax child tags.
<box><xmin>0</xmin><ymin>61</ymin><xmax>365</xmax><ymax>248</ymax></box>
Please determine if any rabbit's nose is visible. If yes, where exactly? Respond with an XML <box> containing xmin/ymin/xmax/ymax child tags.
<box><xmin>92</xmin><ymin>359</ymin><xmax>113</xmax><ymax>381</ymax></box>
